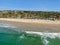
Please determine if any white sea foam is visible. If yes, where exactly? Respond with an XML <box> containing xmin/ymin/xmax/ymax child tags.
<box><xmin>26</xmin><ymin>31</ymin><xmax>60</xmax><ymax>38</ymax></box>
<box><xmin>0</xmin><ymin>23</ymin><xmax>16</xmax><ymax>28</ymax></box>
<box><xmin>42</xmin><ymin>38</ymin><xmax>49</xmax><ymax>45</ymax></box>
<box><xmin>26</xmin><ymin>31</ymin><xmax>60</xmax><ymax>45</ymax></box>
<box><xmin>19</xmin><ymin>34</ymin><xmax>25</xmax><ymax>39</ymax></box>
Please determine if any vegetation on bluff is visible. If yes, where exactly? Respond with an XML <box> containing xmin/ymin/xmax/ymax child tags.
<box><xmin>0</xmin><ymin>10</ymin><xmax>60</xmax><ymax>20</ymax></box>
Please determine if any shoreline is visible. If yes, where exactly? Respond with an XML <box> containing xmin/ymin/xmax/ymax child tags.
<box><xmin>0</xmin><ymin>18</ymin><xmax>60</xmax><ymax>25</ymax></box>
<box><xmin>0</xmin><ymin>18</ymin><xmax>60</xmax><ymax>32</ymax></box>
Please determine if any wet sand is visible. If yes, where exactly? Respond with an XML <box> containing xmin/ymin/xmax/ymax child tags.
<box><xmin>0</xmin><ymin>18</ymin><xmax>60</xmax><ymax>32</ymax></box>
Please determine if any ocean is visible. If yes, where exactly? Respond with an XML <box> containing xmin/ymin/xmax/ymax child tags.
<box><xmin>0</xmin><ymin>26</ymin><xmax>60</xmax><ymax>45</ymax></box>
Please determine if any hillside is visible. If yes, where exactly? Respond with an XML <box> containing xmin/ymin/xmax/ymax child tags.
<box><xmin>0</xmin><ymin>10</ymin><xmax>60</xmax><ymax>20</ymax></box>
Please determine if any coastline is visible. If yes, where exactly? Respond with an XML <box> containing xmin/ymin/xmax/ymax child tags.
<box><xmin>0</xmin><ymin>18</ymin><xmax>60</xmax><ymax>25</ymax></box>
<box><xmin>0</xmin><ymin>18</ymin><xmax>60</xmax><ymax>32</ymax></box>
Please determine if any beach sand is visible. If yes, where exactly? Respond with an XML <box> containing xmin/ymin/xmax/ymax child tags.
<box><xmin>0</xmin><ymin>18</ymin><xmax>60</xmax><ymax>32</ymax></box>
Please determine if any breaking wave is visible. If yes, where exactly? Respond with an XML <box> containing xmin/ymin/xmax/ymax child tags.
<box><xmin>0</xmin><ymin>25</ymin><xmax>60</xmax><ymax>45</ymax></box>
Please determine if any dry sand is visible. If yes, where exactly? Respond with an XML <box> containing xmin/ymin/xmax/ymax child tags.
<box><xmin>0</xmin><ymin>18</ymin><xmax>60</xmax><ymax>32</ymax></box>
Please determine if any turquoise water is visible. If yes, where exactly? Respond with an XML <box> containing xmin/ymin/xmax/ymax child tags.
<box><xmin>0</xmin><ymin>26</ymin><xmax>60</xmax><ymax>45</ymax></box>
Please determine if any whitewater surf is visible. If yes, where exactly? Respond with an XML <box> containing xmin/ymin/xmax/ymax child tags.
<box><xmin>0</xmin><ymin>26</ymin><xmax>60</xmax><ymax>45</ymax></box>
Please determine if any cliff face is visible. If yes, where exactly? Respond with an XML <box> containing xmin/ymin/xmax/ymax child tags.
<box><xmin>0</xmin><ymin>10</ymin><xmax>60</xmax><ymax>20</ymax></box>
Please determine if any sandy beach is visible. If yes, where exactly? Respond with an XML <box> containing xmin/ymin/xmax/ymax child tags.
<box><xmin>0</xmin><ymin>18</ymin><xmax>60</xmax><ymax>32</ymax></box>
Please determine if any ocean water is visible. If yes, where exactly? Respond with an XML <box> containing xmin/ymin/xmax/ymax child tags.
<box><xmin>0</xmin><ymin>26</ymin><xmax>60</xmax><ymax>45</ymax></box>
